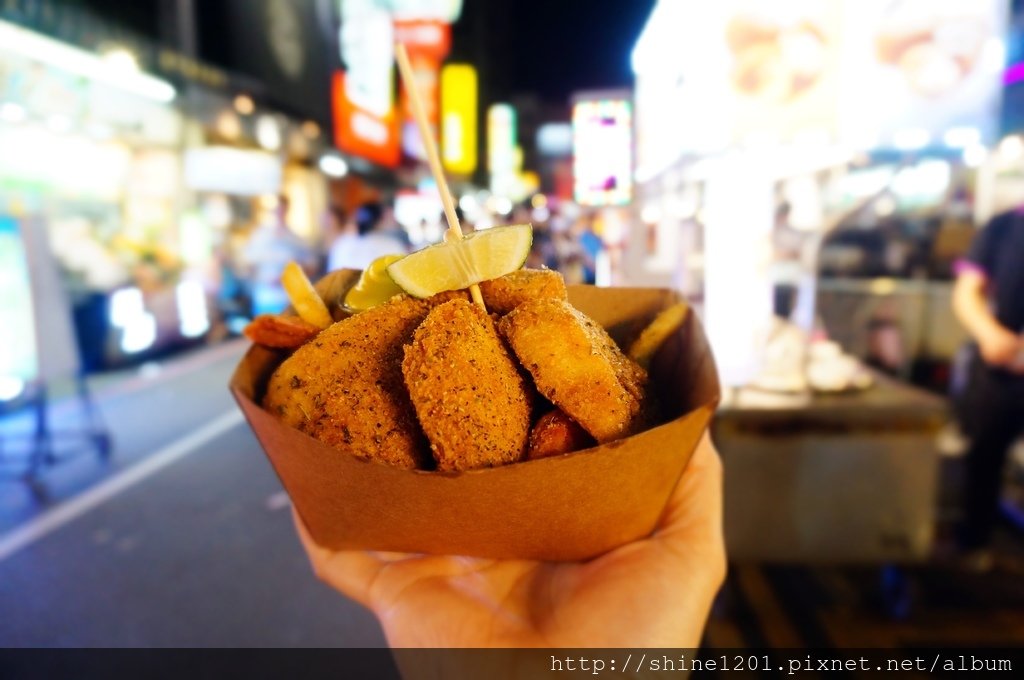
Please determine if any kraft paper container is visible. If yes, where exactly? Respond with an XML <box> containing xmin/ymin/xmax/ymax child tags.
<box><xmin>230</xmin><ymin>274</ymin><xmax>720</xmax><ymax>561</ymax></box>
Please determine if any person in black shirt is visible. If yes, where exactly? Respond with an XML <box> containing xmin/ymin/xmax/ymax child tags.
<box><xmin>952</xmin><ymin>209</ymin><xmax>1024</xmax><ymax>560</ymax></box>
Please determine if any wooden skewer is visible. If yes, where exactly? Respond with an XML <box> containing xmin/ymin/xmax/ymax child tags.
<box><xmin>394</xmin><ymin>42</ymin><xmax>486</xmax><ymax>310</ymax></box>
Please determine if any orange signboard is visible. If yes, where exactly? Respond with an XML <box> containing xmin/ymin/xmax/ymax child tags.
<box><xmin>331</xmin><ymin>70</ymin><xmax>400</xmax><ymax>169</ymax></box>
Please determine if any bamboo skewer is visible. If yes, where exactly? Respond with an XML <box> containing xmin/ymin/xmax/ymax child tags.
<box><xmin>394</xmin><ymin>42</ymin><xmax>486</xmax><ymax>310</ymax></box>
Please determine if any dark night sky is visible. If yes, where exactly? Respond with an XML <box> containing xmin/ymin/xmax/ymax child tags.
<box><xmin>79</xmin><ymin>0</ymin><xmax>655</xmax><ymax>105</ymax></box>
<box><xmin>452</xmin><ymin>0</ymin><xmax>656</xmax><ymax>103</ymax></box>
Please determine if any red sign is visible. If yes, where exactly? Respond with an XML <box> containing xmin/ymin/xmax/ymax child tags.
<box><xmin>331</xmin><ymin>70</ymin><xmax>401</xmax><ymax>169</ymax></box>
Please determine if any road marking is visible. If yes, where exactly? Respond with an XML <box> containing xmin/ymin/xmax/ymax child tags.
<box><xmin>264</xmin><ymin>490</ymin><xmax>291</xmax><ymax>512</ymax></box>
<box><xmin>0</xmin><ymin>409</ymin><xmax>244</xmax><ymax>564</ymax></box>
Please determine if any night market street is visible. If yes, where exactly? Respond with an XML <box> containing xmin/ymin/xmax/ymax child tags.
<box><xmin>3</xmin><ymin>0</ymin><xmax>1024</xmax><ymax>665</ymax></box>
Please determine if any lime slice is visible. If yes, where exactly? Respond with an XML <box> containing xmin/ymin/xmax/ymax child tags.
<box><xmin>386</xmin><ymin>224</ymin><xmax>533</xmax><ymax>298</ymax></box>
<box><xmin>344</xmin><ymin>254</ymin><xmax>406</xmax><ymax>311</ymax></box>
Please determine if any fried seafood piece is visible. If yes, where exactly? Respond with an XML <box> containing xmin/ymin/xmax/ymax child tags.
<box><xmin>403</xmin><ymin>299</ymin><xmax>531</xmax><ymax>471</ymax></box>
<box><xmin>263</xmin><ymin>295</ymin><xmax>433</xmax><ymax>469</ymax></box>
<box><xmin>499</xmin><ymin>298</ymin><xmax>649</xmax><ymax>443</ymax></box>
<box><xmin>244</xmin><ymin>314</ymin><xmax>322</xmax><ymax>349</ymax></box>
<box><xmin>527</xmin><ymin>409</ymin><xmax>595</xmax><ymax>461</ymax></box>
<box><xmin>478</xmin><ymin>268</ymin><xmax>567</xmax><ymax>316</ymax></box>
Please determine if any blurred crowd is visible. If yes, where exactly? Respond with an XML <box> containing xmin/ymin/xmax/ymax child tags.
<box><xmin>208</xmin><ymin>194</ymin><xmax>612</xmax><ymax>338</ymax></box>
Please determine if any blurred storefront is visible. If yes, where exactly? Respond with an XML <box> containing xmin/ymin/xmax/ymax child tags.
<box><xmin>0</xmin><ymin>3</ymin><xmax>335</xmax><ymax>386</ymax></box>
<box><xmin>0</xmin><ymin>15</ymin><xmax>189</xmax><ymax>377</ymax></box>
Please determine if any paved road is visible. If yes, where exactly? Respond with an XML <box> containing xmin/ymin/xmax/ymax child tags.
<box><xmin>6</xmin><ymin>342</ymin><xmax>1023</xmax><ymax>650</ymax></box>
<box><xmin>0</xmin><ymin>342</ymin><xmax>385</xmax><ymax>647</ymax></box>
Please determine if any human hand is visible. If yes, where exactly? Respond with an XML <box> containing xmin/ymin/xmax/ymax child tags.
<box><xmin>978</xmin><ymin>324</ymin><xmax>1023</xmax><ymax>370</ymax></box>
<box><xmin>292</xmin><ymin>433</ymin><xmax>726</xmax><ymax>648</ymax></box>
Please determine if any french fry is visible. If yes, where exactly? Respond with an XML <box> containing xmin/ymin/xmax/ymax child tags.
<box><xmin>282</xmin><ymin>261</ymin><xmax>333</xmax><ymax>329</ymax></box>
<box><xmin>627</xmin><ymin>302</ymin><xmax>689</xmax><ymax>370</ymax></box>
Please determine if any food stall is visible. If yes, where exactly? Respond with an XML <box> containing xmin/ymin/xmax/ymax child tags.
<box><xmin>630</xmin><ymin>0</ymin><xmax>1010</xmax><ymax>563</ymax></box>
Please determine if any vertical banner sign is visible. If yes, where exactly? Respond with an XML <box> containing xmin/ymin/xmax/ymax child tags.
<box><xmin>572</xmin><ymin>99</ymin><xmax>633</xmax><ymax>206</ymax></box>
<box><xmin>332</xmin><ymin>71</ymin><xmax>400</xmax><ymax>167</ymax></box>
<box><xmin>335</xmin><ymin>0</ymin><xmax>400</xmax><ymax>167</ymax></box>
<box><xmin>393</xmin><ymin>19</ymin><xmax>451</xmax><ymax>161</ymax></box>
<box><xmin>487</xmin><ymin>103</ymin><xmax>516</xmax><ymax>195</ymax></box>
<box><xmin>440</xmin><ymin>63</ymin><xmax>477</xmax><ymax>175</ymax></box>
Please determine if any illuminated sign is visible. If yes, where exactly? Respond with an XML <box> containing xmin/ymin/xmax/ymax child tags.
<box><xmin>183</xmin><ymin>147</ymin><xmax>283</xmax><ymax>196</ymax></box>
<box><xmin>487</xmin><ymin>104</ymin><xmax>515</xmax><ymax>169</ymax></box>
<box><xmin>487</xmin><ymin>103</ymin><xmax>517</xmax><ymax>195</ymax></box>
<box><xmin>572</xmin><ymin>99</ymin><xmax>632</xmax><ymax>206</ymax></box>
<box><xmin>440</xmin><ymin>63</ymin><xmax>477</xmax><ymax>175</ymax></box>
<box><xmin>394</xmin><ymin>19</ymin><xmax>451</xmax><ymax>161</ymax></box>
<box><xmin>537</xmin><ymin>122</ymin><xmax>573</xmax><ymax>156</ymax></box>
<box><xmin>335</xmin><ymin>0</ymin><xmax>400</xmax><ymax>167</ymax></box>
<box><xmin>838</xmin><ymin>0</ymin><xmax>1007</xmax><ymax>150</ymax></box>
<box><xmin>0</xmin><ymin>217</ymin><xmax>37</xmax><ymax>397</ymax></box>
<box><xmin>332</xmin><ymin>70</ymin><xmax>400</xmax><ymax>167</ymax></box>
<box><xmin>630</xmin><ymin>0</ymin><xmax>1007</xmax><ymax>164</ymax></box>
<box><xmin>390</xmin><ymin>0</ymin><xmax>463</xmax><ymax>22</ymax></box>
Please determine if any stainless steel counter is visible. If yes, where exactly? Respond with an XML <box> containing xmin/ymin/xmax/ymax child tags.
<box><xmin>714</xmin><ymin>375</ymin><xmax>947</xmax><ymax>564</ymax></box>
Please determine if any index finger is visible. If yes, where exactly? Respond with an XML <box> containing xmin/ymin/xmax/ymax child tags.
<box><xmin>653</xmin><ymin>431</ymin><xmax>724</xmax><ymax>547</ymax></box>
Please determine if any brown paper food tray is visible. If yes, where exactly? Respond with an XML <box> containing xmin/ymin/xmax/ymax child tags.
<box><xmin>230</xmin><ymin>278</ymin><xmax>720</xmax><ymax>561</ymax></box>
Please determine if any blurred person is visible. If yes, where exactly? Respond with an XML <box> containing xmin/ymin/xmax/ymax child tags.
<box><xmin>293</xmin><ymin>433</ymin><xmax>725</xmax><ymax>649</ymax></box>
<box><xmin>770</xmin><ymin>202</ymin><xmax>804</xmax><ymax>319</ymax></box>
<box><xmin>328</xmin><ymin>201</ymin><xmax>411</xmax><ymax>271</ymax></box>
<box><xmin>454</xmin><ymin>206</ymin><xmax>473</xmax><ymax>234</ymax></box>
<box><xmin>379</xmin><ymin>201</ymin><xmax>413</xmax><ymax>252</ymax></box>
<box><xmin>209</xmin><ymin>237</ymin><xmax>251</xmax><ymax>340</ymax></box>
<box><xmin>323</xmin><ymin>204</ymin><xmax>353</xmax><ymax>269</ymax></box>
<box><xmin>952</xmin><ymin>208</ymin><xmax>1024</xmax><ymax>565</ymax></box>
<box><xmin>526</xmin><ymin>217</ymin><xmax>558</xmax><ymax>271</ymax></box>
<box><xmin>510</xmin><ymin>202</ymin><xmax>532</xmax><ymax>227</ymax></box>
<box><xmin>243</xmin><ymin>196</ymin><xmax>317</xmax><ymax>316</ymax></box>
<box><xmin>560</xmin><ymin>251</ymin><xmax>587</xmax><ymax>285</ymax></box>
<box><xmin>571</xmin><ymin>214</ymin><xmax>604</xmax><ymax>285</ymax></box>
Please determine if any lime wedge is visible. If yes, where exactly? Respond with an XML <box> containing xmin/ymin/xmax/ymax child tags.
<box><xmin>386</xmin><ymin>224</ymin><xmax>533</xmax><ymax>298</ymax></box>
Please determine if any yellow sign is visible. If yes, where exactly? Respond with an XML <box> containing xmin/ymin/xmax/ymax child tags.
<box><xmin>441</xmin><ymin>64</ymin><xmax>477</xmax><ymax>175</ymax></box>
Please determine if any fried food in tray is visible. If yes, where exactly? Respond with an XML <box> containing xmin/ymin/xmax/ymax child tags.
<box><xmin>499</xmin><ymin>298</ymin><xmax>649</xmax><ymax>443</ymax></box>
<box><xmin>263</xmin><ymin>295</ymin><xmax>433</xmax><ymax>469</ymax></box>
<box><xmin>478</xmin><ymin>268</ymin><xmax>567</xmax><ymax>316</ymax></box>
<box><xmin>403</xmin><ymin>298</ymin><xmax>532</xmax><ymax>471</ymax></box>
<box><xmin>527</xmin><ymin>409</ymin><xmax>595</xmax><ymax>461</ymax></box>
<box><xmin>259</xmin><ymin>268</ymin><xmax>659</xmax><ymax>470</ymax></box>
<box><xmin>244</xmin><ymin>314</ymin><xmax>323</xmax><ymax>349</ymax></box>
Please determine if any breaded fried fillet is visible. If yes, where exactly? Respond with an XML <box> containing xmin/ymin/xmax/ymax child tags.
<box><xmin>499</xmin><ymin>298</ymin><xmax>648</xmax><ymax>443</ymax></box>
<box><xmin>403</xmin><ymin>299</ymin><xmax>531</xmax><ymax>471</ymax></box>
<box><xmin>479</xmin><ymin>268</ymin><xmax>567</xmax><ymax>316</ymax></box>
<box><xmin>263</xmin><ymin>295</ymin><xmax>432</xmax><ymax>469</ymax></box>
